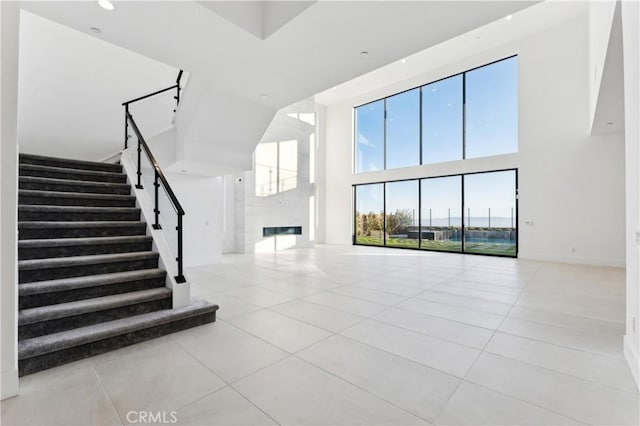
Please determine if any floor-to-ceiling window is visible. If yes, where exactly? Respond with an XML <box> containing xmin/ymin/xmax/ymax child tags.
<box><xmin>352</xmin><ymin>56</ymin><xmax>518</xmax><ymax>257</ymax></box>
<box><xmin>354</xmin><ymin>170</ymin><xmax>517</xmax><ymax>257</ymax></box>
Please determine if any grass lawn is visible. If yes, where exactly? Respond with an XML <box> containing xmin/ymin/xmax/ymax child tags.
<box><xmin>356</xmin><ymin>236</ymin><xmax>516</xmax><ymax>257</ymax></box>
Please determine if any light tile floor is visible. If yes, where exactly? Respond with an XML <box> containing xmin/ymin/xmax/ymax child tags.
<box><xmin>2</xmin><ymin>245</ymin><xmax>638</xmax><ymax>425</ymax></box>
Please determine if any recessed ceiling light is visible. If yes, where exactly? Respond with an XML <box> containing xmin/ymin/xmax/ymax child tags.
<box><xmin>360</xmin><ymin>51</ymin><xmax>369</xmax><ymax>56</ymax></box>
<box><xmin>607</xmin><ymin>122</ymin><xmax>614</xmax><ymax>125</ymax></box>
<box><xmin>181</xmin><ymin>169</ymin><xmax>187</xmax><ymax>173</ymax></box>
<box><xmin>401</xmin><ymin>58</ymin><xmax>407</xmax><ymax>64</ymax></box>
<box><xmin>90</xmin><ymin>27</ymin><xmax>102</xmax><ymax>34</ymax></box>
<box><xmin>332</xmin><ymin>86</ymin><xmax>338</xmax><ymax>90</ymax></box>
<box><xmin>98</xmin><ymin>0</ymin><xmax>114</xmax><ymax>11</ymax></box>
<box><xmin>259</xmin><ymin>94</ymin><xmax>268</xmax><ymax>99</ymax></box>
<box><xmin>505</xmin><ymin>15</ymin><xmax>513</xmax><ymax>21</ymax></box>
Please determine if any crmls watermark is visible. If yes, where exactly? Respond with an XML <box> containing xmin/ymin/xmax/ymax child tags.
<box><xmin>126</xmin><ymin>411</ymin><xmax>178</xmax><ymax>424</ymax></box>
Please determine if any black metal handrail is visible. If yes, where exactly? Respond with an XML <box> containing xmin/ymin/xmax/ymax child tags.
<box><xmin>122</xmin><ymin>70</ymin><xmax>186</xmax><ymax>283</ymax></box>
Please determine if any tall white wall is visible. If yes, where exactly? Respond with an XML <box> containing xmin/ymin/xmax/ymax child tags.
<box><xmin>319</xmin><ymin>11</ymin><xmax>626</xmax><ymax>267</ymax></box>
<box><xmin>1</xmin><ymin>0</ymin><xmax>20</xmax><ymax>400</ymax></box>
<box><xmin>622</xmin><ymin>0</ymin><xmax>640</xmax><ymax>387</ymax></box>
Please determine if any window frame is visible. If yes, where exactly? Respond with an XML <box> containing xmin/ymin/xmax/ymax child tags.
<box><xmin>352</xmin><ymin>168</ymin><xmax>519</xmax><ymax>258</ymax></box>
<box><xmin>352</xmin><ymin>55</ymin><xmax>518</xmax><ymax>172</ymax></box>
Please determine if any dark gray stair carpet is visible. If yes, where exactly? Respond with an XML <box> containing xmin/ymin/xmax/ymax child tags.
<box><xmin>19</xmin><ymin>205</ymin><xmax>141</xmax><ymax>222</ymax></box>
<box><xmin>18</xmin><ymin>221</ymin><xmax>147</xmax><ymax>240</ymax></box>
<box><xmin>17</xmin><ymin>153</ymin><xmax>218</xmax><ymax>375</ymax></box>
<box><xmin>19</xmin><ymin>153</ymin><xmax>123</xmax><ymax>173</ymax></box>
<box><xmin>19</xmin><ymin>269</ymin><xmax>167</xmax><ymax>309</ymax></box>
<box><xmin>19</xmin><ymin>235</ymin><xmax>153</xmax><ymax>260</ymax></box>
<box><xmin>19</xmin><ymin>190</ymin><xmax>136</xmax><ymax>207</ymax></box>
<box><xmin>19</xmin><ymin>288</ymin><xmax>173</xmax><ymax>339</ymax></box>
<box><xmin>19</xmin><ymin>176</ymin><xmax>132</xmax><ymax>195</ymax></box>
<box><xmin>18</xmin><ymin>251</ymin><xmax>159</xmax><ymax>283</ymax></box>
<box><xmin>18</xmin><ymin>300</ymin><xmax>217</xmax><ymax>376</ymax></box>
<box><xmin>20</xmin><ymin>164</ymin><xmax>127</xmax><ymax>183</ymax></box>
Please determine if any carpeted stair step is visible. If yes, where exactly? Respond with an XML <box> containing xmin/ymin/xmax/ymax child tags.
<box><xmin>18</xmin><ymin>221</ymin><xmax>147</xmax><ymax>240</ymax></box>
<box><xmin>19</xmin><ymin>251</ymin><xmax>159</xmax><ymax>283</ymax></box>
<box><xmin>19</xmin><ymin>176</ymin><xmax>131</xmax><ymax>195</ymax></box>
<box><xmin>19</xmin><ymin>288</ymin><xmax>173</xmax><ymax>339</ymax></box>
<box><xmin>19</xmin><ymin>205</ymin><xmax>141</xmax><ymax>222</ymax></box>
<box><xmin>19</xmin><ymin>153</ymin><xmax>123</xmax><ymax>173</ymax></box>
<box><xmin>18</xmin><ymin>299</ymin><xmax>218</xmax><ymax>376</ymax></box>
<box><xmin>18</xmin><ymin>235</ymin><xmax>153</xmax><ymax>260</ymax></box>
<box><xmin>19</xmin><ymin>164</ymin><xmax>127</xmax><ymax>184</ymax></box>
<box><xmin>19</xmin><ymin>190</ymin><xmax>136</xmax><ymax>207</ymax></box>
<box><xmin>19</xmin><ymin>269</ymin><xmax>167</xmax><ymax>309</ymax></box>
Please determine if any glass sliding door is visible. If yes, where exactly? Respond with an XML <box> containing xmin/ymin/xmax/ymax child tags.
<box><xmin>354</xmin><ymin>183</ymin><xmax>384</xmax><ymax>246</ymax></box>
<box><xmin>386</xmin><ymin>89</ymin><xmax>420</xmax><ymax>169</ymax></box>
<box><xmin>420</xmin><ymin>176</ymin><xmax>462</xmax><ymax>252</ymax></box>
<box><xmin>464</xmin><ymin>170</ymin><xmax>517</xmax><ymax>256</ymax></box>
<box><xmin>354</xmin><ymin>100</ymin><xmax>384</xmax><ymax>173</ymax></box>
<box><xmin>385</xmin><ymin>180</ymin><xmax>419</xmax><ymax>248</ymax></box>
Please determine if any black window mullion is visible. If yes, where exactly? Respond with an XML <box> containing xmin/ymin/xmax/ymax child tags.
<box><xmin>418</xmin><ymin>179</ymin><xmax>422</xmax><ymax>249</ymax></box>
<box><xmin>353</xmin><ymin>185</ymin><xmax>357</xmax><ymax>245</ymax></box>
<box><xmin>383</xmin><ymin>182</ymin><xmax>387</xmax><ymax>247</ymax></box>
<box><xmin>461</xmin><ymin>175</ymin><xmax>466</xmax><ymax>253</ymax></box>
<box><xmin>462</xmin><ymin>73</ymin><xmax>467</xmax><ymax>160</ymax></box>
<box><xmin>515</xmin><ymin>170</ymin><xmax>519</xmax><ymax>256</ymax></box>
<box><xmin>419</xmin><ymin>88</ymin><xmax>423</xmax><ymax>165</ymax></box>
<box><xmin>383</xmin><ymin>99</ymin><xmax>388</xmax><ymax>170</ymax></box>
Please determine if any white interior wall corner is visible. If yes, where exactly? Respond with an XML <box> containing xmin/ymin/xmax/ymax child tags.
<box><xmin>622</xmin><ymin>0</ymin><xmax>640</xmax><ymax>389</ymax></box>
<box><xmin>1</xmin><ymin>0</ymin><xmax>21</xmax><ymax>400</ymax></box>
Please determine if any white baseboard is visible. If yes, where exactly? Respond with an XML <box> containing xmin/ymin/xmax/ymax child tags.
<box><xmin>624</xmin><ymin>335</ymin><xmax>639</xmax><ymax>390</ymax></box>
<box><xmin>1</xmin><ymin>368</ymin><xmax>19</xmax><ymax>400</ymax></box>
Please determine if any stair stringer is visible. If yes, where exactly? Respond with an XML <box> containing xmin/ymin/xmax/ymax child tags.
<box><xmin>120</xmin><ymin>148</ymin><xmax>190</xmax><ymax>309</ymax></box>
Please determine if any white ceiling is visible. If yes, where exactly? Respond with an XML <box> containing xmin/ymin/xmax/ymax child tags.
<box><xmin>21</xmin><ymin>1</ymin><xmax>538</xmax><ymax>111</ymax></box>
<box><xmin>314</xmin><ymin>0</ymin><xmax>589</xmax><ymax>106</ymax></box>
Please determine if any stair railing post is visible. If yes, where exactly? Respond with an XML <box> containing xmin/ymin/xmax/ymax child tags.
<box><xmin>135</xmin><ymin>137</ymin><xmax>143</xmax><ymax>190</ymax></box>
<box><xmin>153</xmin><ymin>170</ymin><xmax>161</xmax><ymax>230</ymax></box>
<box><xmin>176</xmin><ymin>212</ymin><xmax>186</xmax><ymax>283</ymax></box>
<box><xmin>124</xmin><ymin>105</ymin><xmax>129</xmax><ymax>149</ymax></box>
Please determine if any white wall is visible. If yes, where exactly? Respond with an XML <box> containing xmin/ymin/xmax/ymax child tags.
<box><xmin>18</xmin><ymin>10</ymin><xmax>178</xmax><ymax>162</ymax></box>
<box><xmin>1</xmin><ymin>0</ymin><xmax>20</xmax><ymax>400</ymax></box>
<box><xmin>320</xmin><ymin>11</ymin><xmax>626</xmax><ymax>267</ymax></box>
<box><xmin>622</xmin><ymin>0</ymin><xmax>640</xmax><ymax>387</ymax></box>
<box><xmin>166</xmin><ymin>173</ymin><xmax>223</xmax><ymax>268</ymax></box>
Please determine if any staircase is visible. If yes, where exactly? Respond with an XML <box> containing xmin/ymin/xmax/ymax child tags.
<box><xmin>17</xmin><ymin>153</ymin><xmax>218</xmax><ymax>376</ymax></box>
